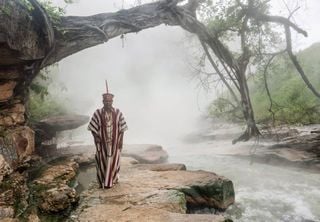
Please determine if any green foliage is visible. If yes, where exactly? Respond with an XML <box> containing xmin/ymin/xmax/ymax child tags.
<box><xmin>30</xmin><ymin>72</ymin><xmax>50</xmax><ymax>100</ymax></box>
<box><xmin>199</xmin><ymin>0</ymin><xmax>281</xmax><ymax>55</ymax></box>
<box><xmin>209</xmin><ymin>43</ymin><xmax>320</xmax><ymax>125</ymax></box>
<box><xmin>28</xmin><ymin>67</ymin><xmax>68</xmax><ymax>123</ymax></box>
<box><xmin>251</xmin><ymin>44</ymin><xmax>320</xmax><ymax>125</ymax></box>
<box><xmin>38</xmin><ymin>0</ymin><xmax>65</xmax><ymax>25</ymax></box>
<box><xmin>20</xmin><ymin>0</ymin><xmax>34</xmax><ymax>11</ymax></box>
<box><xmin>208</xmin><ymin>97</ymin><xmax>243</xmax><ymax>122</ymax></box>
<box><xmin>28</xmin><ymin>92</ymin><xmax>67</xmax><ymax>123</ymax></box>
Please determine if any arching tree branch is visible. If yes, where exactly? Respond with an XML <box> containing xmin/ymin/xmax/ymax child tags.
<box><xmin>44</xmin><ymin>0</ymin><xmax>196</xmax><ymax>67</ymax></box>
<box><xmin>284</xmin><ymin>25</ymin><xmax>320</xmax><ymax>99</ymax></box>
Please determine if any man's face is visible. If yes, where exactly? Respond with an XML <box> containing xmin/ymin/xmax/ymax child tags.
<box><xmin>103</xmin><ymin>99</ymin><xmax>113</xmax><ymax>109</ymax></box>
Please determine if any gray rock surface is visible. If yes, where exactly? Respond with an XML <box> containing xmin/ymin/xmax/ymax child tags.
<box><xmin>33</xmin><ymin>159</ymin><xmax>79</xmax><ymax>213</ymax></box>
<box><xmin>36</xmin><ymin>115</ymin><xmax>89</xmax><ymax>133</ymax></box>
<box><xmin>122</xmin><ymin>144</ymin><xmax>169</xmax><ymax>164</ymax></box>
<box><xmin>69</xmin><ymin>157</ymin><xmax>234</xmax><ymax>222</ymax></box>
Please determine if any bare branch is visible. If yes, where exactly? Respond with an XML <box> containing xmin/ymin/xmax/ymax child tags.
<box><xmin>284</xmin><ymin>25</ymin><xmax>320</xmax><ymax>99</ymax></box>
<box><xmin>247</xmin><ymin>11</ymin><xmax>307</xmax><ymax>37</ymax></box>
<box><xmin>200</xmin><ymin>40</ymin><xmax>240</xmax><ymax>105</ymax></box>
<box><xmin>262</xmin><ymin>55</ymin><xmax>277</xmax><ymax>126</ymax></box>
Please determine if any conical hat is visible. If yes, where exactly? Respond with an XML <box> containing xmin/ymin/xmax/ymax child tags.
<box><xmin>102</xmin><ymin>80</ymin><xmax>114</xmax><ymax>100</ymax></box>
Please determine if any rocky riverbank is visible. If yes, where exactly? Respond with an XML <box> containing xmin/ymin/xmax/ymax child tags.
<box><xmin>184</xmin><ymin>122</ymin><xmax>320</xmax><ymax>172</ymax></box>
<box><xmin>69</xmin><ymin>156</ymin><xmax>234</xmax><ymax>222</ymax></box>
<box><xmin>0</xmin><ymin>144</ymin><xmax>235</xmax><ymax>221</ymax></box>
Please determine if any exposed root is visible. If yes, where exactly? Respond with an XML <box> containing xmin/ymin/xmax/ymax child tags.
<box><xmin>232</xmin><ymin>125</ymin><xmax>261</xmax><ymax>144</ymax></box>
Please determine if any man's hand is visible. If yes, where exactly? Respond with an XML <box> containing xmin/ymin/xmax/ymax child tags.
<box><xmin>94</xmin><ymin>136</ymin><xmax>101</xmax><ymax>144</ymax></box>
<box><xmin>119</xmin><ymin>133</ymin><xmax>124</xmax><ymax>151</ymax></box>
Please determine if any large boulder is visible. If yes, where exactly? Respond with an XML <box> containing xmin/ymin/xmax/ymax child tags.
<box><xmin>0</xmin><ymin>0</ymin><xmax>50</xmax><ymax>66</ymax></box>
<box><xmin>70</xmin><ymin>157</ymin><xmax>234</xmax><ymax>222</ymax></box>
<box><xmin>35</xmin><ymin>115</ymin><xmax>89</xmax><ymax>134</ymax></box>
<box><xmin>34</xmin><ymin>160</ymin><xmax>78</xmax><ymax>185</ymax></box>
<box><xmin>33</xmin><ymin>159</ymin><xmax>79</xmax><ymax>213</ymax></box>
<box><xmin>122</xmin><ymin>144</ymin><xmax>169</xmax><ymax>164</ymax></box>
<box><xmin>179</xmin><ymin>171</ymin><xmax>235</xmax><ymax>210</ymax></box>
<box><xmin>34</xmin><ymin>115</ymin><xmax>89</xmax><ymax>155</ymax></box>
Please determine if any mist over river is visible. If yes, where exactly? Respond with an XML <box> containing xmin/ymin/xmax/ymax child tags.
<box><xmin>167</xmin><ymin>140</ymin><xmax>320</xmax><ymax>222</ymax></box>
<box><xmin>68</xmin><ymin>122</ymin><xmax>320</xmax><ymax>222</ymax></box>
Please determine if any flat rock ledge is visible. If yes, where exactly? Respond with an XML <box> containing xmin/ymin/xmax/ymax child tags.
<box><xmin>69</xmin><ymin>157</ymin><xmax>234</xmax><ymax>222</ymax></box>
<box><xmin>122</xmin><ymin>144</ymin><xmax>169</xmax><ymax>164</ymax></box>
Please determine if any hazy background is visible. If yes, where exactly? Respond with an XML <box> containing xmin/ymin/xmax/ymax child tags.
<box><xmin>50</xmin><ymin>0</ymin><xmax>320</xmax><ymax>146</ymax></box>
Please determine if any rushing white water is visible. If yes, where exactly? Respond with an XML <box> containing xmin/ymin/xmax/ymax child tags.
<box><xmin>167</xmin><ymin>141</ymin><xmax>320</xmax><ymax>222</ymax></box>
<box><xmin>65</xmin><ymin>121</ymin><xmax>320</xmax><ymax>221</ymax></box>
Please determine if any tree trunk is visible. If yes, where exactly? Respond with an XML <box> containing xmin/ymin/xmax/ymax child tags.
<box><xmin>232</xmin><ymin>71</ymin><xmax>260</xmax><ymax>144</ymax></box>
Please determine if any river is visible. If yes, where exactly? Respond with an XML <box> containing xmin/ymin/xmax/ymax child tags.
<box><xmin>68</xmin><ymin>123</ymin><xmax>320</xmax><ymax>221</ymax></box>
<box><xmin>167</xmin><ymin>140</ymin><xmax>320</xmax><ymax>222</ymax></box>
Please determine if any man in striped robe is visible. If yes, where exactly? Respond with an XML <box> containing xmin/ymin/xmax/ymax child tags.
<box><xmin>88</xmin><ymin>92</ymin><xmax>128</xmax><ymax>188</ymax></box>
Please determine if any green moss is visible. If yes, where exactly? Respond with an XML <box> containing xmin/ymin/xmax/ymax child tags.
<box><xmin>0</xmin><ymin>179</ymin><xmax>13</xmax><ymax>191</ymax></box>
<box><xmin>168</xmin><ymin>190</ymin><xmax>187</xmax><ymax>212</ymax></box>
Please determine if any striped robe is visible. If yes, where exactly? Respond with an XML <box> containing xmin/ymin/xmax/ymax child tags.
<box><xmin>87</xmin><ymin>107</ymin><xmax>128</xmax><ymax>188</ymax></box>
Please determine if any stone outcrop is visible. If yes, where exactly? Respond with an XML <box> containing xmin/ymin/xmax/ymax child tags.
<box><xmin>10</xmin><ymin>127</ymin><xmax>35</xmax><ymax>160</ymax></box>
<box><xmin>34</xmin><ymin>115</ymin><xmax>89</xmax><ymax>157</ymax></box>
<box><xmin>34</xmin><ymin>159</ymin><xmax>78</xmax><ymax>185</ymax></box>
<box><xmin>0</xmin><ymin>103</ymin><xmax>25</xmax><ymax>126</ymax></box>
<box><xmin>0</xmin><ymin>156</ymin><xmax>80</xmax><ymax>221</ymax></box>
<box><xmin>69</xmin><ymin>157</ymin><xmax>234</xmax><ymax>222</ymax></box>
<box><xmin>0</xmin><ymin>68</ymin><xmax>35</xmax><ymax>166</ymax></box>
<box><xmin>0</xmin><ymin>154</ymin><xmax>12</xmax><ymax>183</ymax></box>
<box><xmin>0</xmin><ymin>81</ymin><xmax>17</xmax><ymax>102</ymax></box>
<box><xmin>35</xmin><ymin>115</ymin><xmax>89</xmax><ymax>134</ymax></box>
<box><xmin>0</xmin><ymin>172</ymin><xmax>29</xmax><ymax>220</ymax></box>
<box><xmin>0</xmin><ymin>0</ymin><xmax>54</xmax><ymax>171</ymax></box>
<box><xmin>32</xmin><ymin>158</ymin><xmax>80</xmax><ymax>214</ymax></box>
<box><xmin>1</xmin><ymin>142</ymin><xmax>235</xmax><ymax>221</ymax></box>
<box><xmin>0</xmin><ymin>126</ymin><xmax>35</xmax><ymax>167</ymax></box>
<box><xmin>122</xmin><ymin>144</ymin><xmax>169</xmax><ymax>164</ymax></box>
<box><xmin>39</xmin><ymin>184</ymin><xmax>78</xmax><ymax>213</ymax></box>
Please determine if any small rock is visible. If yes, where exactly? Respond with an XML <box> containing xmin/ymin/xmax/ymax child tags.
<box><xmin>0</xmin><ymin>155</ymin><xmax>12</xmax><ymax>183</ymax></box>
<box><xmin>0</xmin><ymin>206</ymin><xmax>14</xmax><ymax>219</ymax></box>
<box><xmin>39</xmin><ymin>184</ymin><xmax>79</xmax><ymax>213</ymax></box>
<box><xmin>27</xmin><ymin>214</ymin><xmax>40</xmax><ymax>222</ymax></box>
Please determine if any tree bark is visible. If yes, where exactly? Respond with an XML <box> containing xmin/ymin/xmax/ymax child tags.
<box><xmin>44</xmin><ymin>0</ymin><xmax>195</xmax><ymax>67</ymax></box>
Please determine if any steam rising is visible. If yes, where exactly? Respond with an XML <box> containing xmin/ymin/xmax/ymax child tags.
<box><xmin>51</xmin><ymin>0</ymin><xmax>320</xmax><ymax>146</ymax></box>
<box><xmin>52</xmin><ymin>0</ymin><xmax>214</xmax><ymax>146</ymax></box>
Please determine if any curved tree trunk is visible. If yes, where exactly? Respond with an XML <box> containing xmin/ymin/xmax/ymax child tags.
<box><xmin>44</xmin><ymin>1</ymin><xmax>203</xmax><ymax>67</ymax></box>
<box><xmin>0</xmin><ymin>0</ymin><xmax>216</xmax><ymax>163</ymax></box>
<box><xmin>0</xmin><ymin>0</ymin><xmax>311</xmax><ymax>163</ymax></box>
